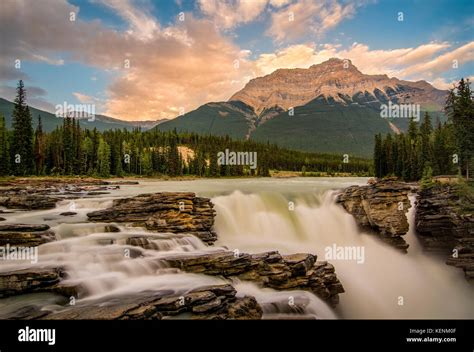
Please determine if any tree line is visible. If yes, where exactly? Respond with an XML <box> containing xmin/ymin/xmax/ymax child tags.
<box><xmin>374</xmin><ymin>78</ymin><xmax>474</xmax><ymax>181</ymax></box>
<box><xmin>0</xmin><ymin>80</ymin><xmax>372</xmax><ymax>178</ymax></box>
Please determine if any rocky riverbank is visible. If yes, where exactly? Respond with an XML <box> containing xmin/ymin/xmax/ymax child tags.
<box><xmin>5</xmin><ymin>284</ymin><xmax>263</xmax><ymax>320</ymax></box>
<box><xmin>336</xmin><ymin>179</ymin><xmax>413</xmax><ymax>251</ymax></box>
<box><xmin>0</xmin><ymin>178</ymin><xmax>138</xmax><ymax>210</ymax></box>
<box><xmin>337</xmin><ymin>178</ymin><xmax>473</xmax><ymax>280</ymax></box>
<box><xmin>415</xmin><ymin>183</ymin><xmax>474</xmax><ymax>280</ymax></box>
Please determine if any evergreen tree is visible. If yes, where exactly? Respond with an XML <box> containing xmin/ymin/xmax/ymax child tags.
<box><xmin>97</xmin><ymin>137</ymin><xmax>111</xmax><ymax>177</ymax></box>
<box><xmin>34</xmin><ymin>115</ymin><xmax>45</xmax><ymax>175</ymax></box>
<box><xmin>419</xmin><ymin>112</ymin><xmax>433</xmax><ymax>176</ymax></box>
<box><xmin>0</xmin><ymin>114</ymin><xmax>10</xmax><ymax>176</ymax></box>
<box><xmin>209</xmin><ymin>149</ymin><xmax>219</xmax><ymax>177</ymax></box>
<box><xmin>167</xmin><ymin>134</ymin><xmax>180</xmax><ymax>176</ymax></box>
<box><xmin>374</xmin><ymin>134</ymin><xmax>383</xmax><ymax>178</ymax></box>
<box><xmin>445</xmin><ymin>78</ymin><xmax>474</xmax><ymax>179</ymax></box>
<box><xmin>141</xmin><ymin>150</ymin><xmax>153</xmax><ymax>176</ymax></box>
<box><xmin>62</xmin><ymin>117</ymin><xmax>74</xmax><ymax>174</ymax></box>
<box><xmin>11</xmin><ymin>80</ymin><xmax>34</xmax><ymax>175</ymax></box>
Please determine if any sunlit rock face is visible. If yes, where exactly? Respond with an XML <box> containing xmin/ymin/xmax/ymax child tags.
<box><xmin>230</xmin><ymin>58</ymin><xmax>447</xmax><ymax>116</ymax></box>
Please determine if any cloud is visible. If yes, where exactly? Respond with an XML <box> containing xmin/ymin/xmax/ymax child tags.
<box><xmin>73</xmin><ymin>92</ymin><xmax>96</xmax><ymax>104</ymax></box>
<box><xmin>269</xmin><ymin>0</ymin><xmax>292</xmax><ymax>8</ymax></box>
<box><xmin>2</xmin><ymin>0</ymin><xmax>472</xmax><ymax>121</ymax></box>
<box><xmin>95</xmin><ymin>0</ymin><xmax>159</xmax><ymax>40</ymax></box>
<box><xmin>31</xmin><ymin>54</ymin><xmax>65</xmax><ymax>66</ymax></box>
<box><xmin>252</xmin><ymin>41</ymin><xmax>474</xmax><ymax>85</ymax></box>
<box><xmin>266</xmin><ymin>0</ymin><xmax>362</xmax><ymax>42</ymax></box>
<box><xmin>0</xmin><ymin>0</ymin><xmax>254</xmax><ymax>120</ymax></box>
<box><xmin>398</xmin><ymin>42</ymin><xmax>474</xmax><ymax>79</ymax></box>
<box><xmin>430</xmin><ymin>76</ymin><xmax>474</xmax><ymax>90</ymax></box>
<box><xmin>104</xmin><ymin>16</ymin><xmax>255</xmax><ymax>119</ymax></box>
<box><xmin>198</xmin><ymin>0</ymin><xmax>268</xmax><ymax>29</ymax></box>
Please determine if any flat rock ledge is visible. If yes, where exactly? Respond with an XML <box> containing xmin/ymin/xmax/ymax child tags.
<box><xmin>337</xmin><ymin>179</ymin><xmax>412</xmax><ymax>251</ymax></box>
<box><xmin>10</xmin><ymin>284</ymin><xmax>262</xmax><ymax>320</ymax></box>
<box><xmin>0</xmin><ymin>267</ymin><xmax>80</xmax><ymax>299</ymax></box>
<box><xmin>0</xmin><ymin>178</ymin><xmax>135</xmax><ymax>210</ymax></box>
<box><xmin>162</xmin><ymin>251</ymin><xmax>344</xmax><ymax>307</ymax></box>
<box><xmin>415</xmin><ymin>184</ymin><xmax>474</xmax><ymax>280</ymax></box>
<box><xmin>0</xmin><ymin>224</ymin><xmax>56</xmax><ymax>247</ymax></box>
<box><xmin>87</xmin><ymin>192</ymin><xmax>217</xmax><ymax>245</ymax></box>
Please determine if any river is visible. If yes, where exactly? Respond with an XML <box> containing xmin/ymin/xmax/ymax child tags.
<box><xmin>0</xmin><ymin>177</ymin><xmax>472</xmax><ymax>319</ymax></box>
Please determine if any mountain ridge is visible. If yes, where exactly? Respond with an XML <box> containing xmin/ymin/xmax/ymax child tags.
<box><xmin>157</xmin><ymin>58</ymin><xmax>448</xmax><ymax>157</ymax></box>
<box><xmin>0</xmin><ymin>98</ymin><xmax>167</xmax><ymax>132</ymax></box>
<box><xmin>229</xmin><ymin>58</ymin><xmax>447</xmax><ymax>116</ymax></box>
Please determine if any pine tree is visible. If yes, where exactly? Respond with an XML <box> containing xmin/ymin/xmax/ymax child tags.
<box><xmin>446</xmin><ymin>78</ymin><xmax>474</xmax><ymax>179</ymax></box>
<box><xmin>209</xmin><ymin>149</ymin><xmax>219</xmax><ymax>177</ymax></box>
<box><xmin>419</xmin><ymin>112</ymin><xmax>433</xmax><ymax>176</ymax></box>
<box><xmin>97</xmin><ymin>137</ymin><xmax>111</xmax><ymax>177</ymax></box>
<box><xmin>73</xmin><ymin>119</ymin><xmax>83</xmax><ymax>174</ymax></box>
<box><xmin>82</xmin><ymin>136</ymin><xmax>94</xmax><ymax>175</ymax></box>
<box><xmin>141</xmin><ymin>150</ymin><xmax>153</xmax><ymax>176</ymax></box>
<box><xmin>382</xmin><ymin>134</ymin><xmax>394</xmax><ymax>176</ymax></box>
<box><xmin>11</xmin><ymin>80</ymin><xmax>34</xmax><ymax>175</ymax></box>
<box><xmin>374</xmin><ymin>134</ymin><xmax>383</xmax><ymax>178</ymax></box>
<box><xmin>0</xmin><ymin>114</ymin><xmax>10</xmax><ymax>176</ymax></box>
<box><xmin>167</xmin><ymin>134</ymin><xmax>180</xmax><ymax>176</ymax></box>
<box><xmin>34</xmin><ymin>115</ymin><xmax>45</xmax><ymax>175</ymax></box>
<box><xmin>62</xmin><ymin>117</ymin><xmax>74</xmax><ymax>174</ymax></box>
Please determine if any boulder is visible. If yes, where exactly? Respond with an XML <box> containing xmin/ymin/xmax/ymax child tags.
<box><xmin>337</xmin><ymin>179</ymin><xmax>412</xmax><ymax>251</ymax></box>
<box><xmin>0</xmin><ymin>223</ymin><xmax>56</xmax><ymax>247</ymax></box>
<box><xmin>41</xmin><ymin>284</ymin><xmax>262</xmax><ymax>320</ymax></box>
<box><xmin>87</xmin><ymin>192</ymin><xmax>217</xmax><ymax>245</ymax></box>
<box><xmin>163</xmin><ymin>250</ymin><xmax>344</xmax><ymax>307</ymax></box>
<box><xmin>59</xmin><ymin>212</ymin><xmax>77</xmax><ymax>216</ymax></box>
<box><xmin>0</xmin><ymin>195</ymin><xmax>57</xmax><ymax>210</ymax></box>
<box><xmin>415</xmin><ymin>183</ymin><xmax>474</xmax><ymax>280</ymax></box>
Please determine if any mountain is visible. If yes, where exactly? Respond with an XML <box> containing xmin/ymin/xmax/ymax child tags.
<box><xmin>0</xmin><ymin>98</ymin><xmax>166</xmax><ymax>132</ymax></box>
<box><xmin>230</xmin><ymin>58</ymin><xmax>446</xmax><ymax>115</ymax></box>
<box><xmin>158</xmin><ymin>58</ymin><xmax>447</xmax><ymax>157</ymax></box>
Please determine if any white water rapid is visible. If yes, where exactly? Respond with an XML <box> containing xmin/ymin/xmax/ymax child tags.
<box><xmin>0</xmin><ymin>178</ymin><xmax>472</xmax><ymax>319</ymax></box>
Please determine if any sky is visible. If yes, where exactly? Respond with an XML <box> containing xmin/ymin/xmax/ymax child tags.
<box><xmin>0</xmin><ymin>0</ymin><xmax>473</xmax><ymax>121</ymax></box>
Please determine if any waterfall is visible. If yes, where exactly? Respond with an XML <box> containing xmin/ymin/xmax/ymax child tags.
<box><xmin>1</xmin><ymin>179</ymin><xmax>472</xmax><ymax>319</ymax></box>
<box><xmin>213</xmin><ymin>190</ymin><xmax>474</xmax><ymax>318</ymax></box>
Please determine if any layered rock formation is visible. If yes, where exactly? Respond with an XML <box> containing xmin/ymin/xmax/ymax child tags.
<box><xmin>9</xmin><ymin>285</ymin><xmax>261</xmax><ymax>320</ymax></box>
<box><xmin>162</xmin><ymin>251</ymin><xmax>343</xmax><ymax>307</ymax></box>
<box><xmin>230</xmin><ymin>58</ymin><xmax>446</xmax><ymax>116</ymax></box>
<box><xmin>0</xmin><ymin>194</ymin><xmax>57</xmax><ymax>210</ymax></box>
<box><xmin>415</xmin><ymin>183</ymin><xmax>474</xmax><ymax>279</ymax></box>
<box><xmin>0</xmin><ymin>267</ymin><xmax>79</xmax><ymax>298</ymax></box>
<box><xmin>337</xmin><ymin>179</ymin><xmax>412</xmax><ymax>251</ymax></box>
<box><xmin>0</xmin><ymin>187</ymin><xmax>345</xmax><ymax>320</ymax></box>
<box><xmin>87</xmin><ymin>192</ymin><xmax>217</xmax><ymax>245</ymax></box>
<box><xmin>0</xmin><ymin>178</ymin><xmax>135</xmax><ymax>210</ymax></box>
<box><xmin>87</xmin><ymin>192</ymin><xmax>344</xmax><ymax>305</ymax></box>
<box><xmin>0</xmin><ymin>224</ymin><xmax>56</xmax><ymax>247</ymax></box>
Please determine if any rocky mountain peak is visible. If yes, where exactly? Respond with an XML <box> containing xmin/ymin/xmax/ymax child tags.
<box><xmin>229</xmin><ymin>58</ymin><xmax>446</xmax><ymax>116</ymax></box>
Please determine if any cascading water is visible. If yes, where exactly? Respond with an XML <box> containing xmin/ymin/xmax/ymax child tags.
<box><xmin>213</xmin><ymin>190</ymin><xmax>474</xmax><ymax>318</ymax></box>
<box><xmin>0</xmin><ymin>178</ymin><xmax>472</xmax><ymax>319</ymax></box>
